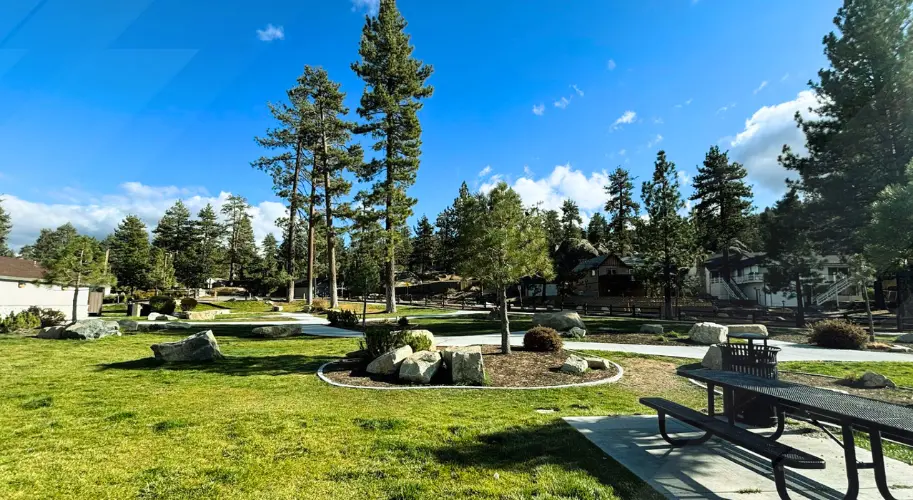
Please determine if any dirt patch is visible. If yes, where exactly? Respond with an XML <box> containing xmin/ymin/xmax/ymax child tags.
<box><xmin>321</xmin><ymin>346</ymin><xmax>618</xmax><ymax>388</ymax></box>
<box><xmin>780</xmin><ymin>371</ymin><xmax>913</xmax><ymax>406</ymax></box>
<box><xmin>583</xmin><ymin>332</ymin><xmax>697</xmax><ymax>346</ymax></box>
<box><xmin>616</xmin><ymin>356</ymin><xmax>695</xmax><ymax>397</ymax></box>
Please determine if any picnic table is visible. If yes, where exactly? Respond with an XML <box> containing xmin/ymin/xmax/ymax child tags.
<box><xmin>640</xmin><ymin>366</ymin><xmax>913</xmax><ymax>500</ymax></box>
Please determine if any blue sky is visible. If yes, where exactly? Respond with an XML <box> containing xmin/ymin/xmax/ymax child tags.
<box><xmin>0</xmin><ymin>0</ymin><xmax>840</xmax><ymax>249</ymax></box>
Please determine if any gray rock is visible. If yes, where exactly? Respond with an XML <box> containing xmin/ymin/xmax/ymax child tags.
<box><xmin>683</xmin><ymin>316</ymin><xmax>700</xmax><ymax>321</ymax></box>
<box><xmin>399</xmin><ymin>350</ymin><xmax>442</xmax><ymax>384</ymax></box>
<box><xmin>64</xmin><ymin>319</ymin><xmax>121</xmax><ymax>340</ymax></box>
<box><xmin>531</xmin><ymin>311</ymin><xmax>586</xmax><ymax>332</ymax></box>
<box><xmin>889</xmin><ymin>346</ymin><xmax>912</xmax><ymax>353</ymax></box>
<box><xmin>896</xmin><ymin>333</ymin><xmax>913</xmax><ymax>344</ymax></box>
<box><xmin>689</xmin><ymin>322</ymin><xmax>729</xmax><ymax>345</ymax></box>
<box><xmin>147</xmin><ymin>312</ymin><xmax>162</xmax><ymax>321</ymax></box>
<box><xmin>728</xmin><ymin>324</ymin><xmax>768</xmax><ymax>336</ymax></box>
<box><xmin>37</xmin><ymin>326</ymin><xmax>69</xmax><ymax>339</ymax></box>
<box><xmin>441</xmin><ymin>345</ymin><xmax>482</xmax><ymax>367</ymax></box>
<box><xmin>584</xmin><ymin>356</ymin><xmax>610</xmax><ymax>370</ymax></box>
<box><xmin>366</xmin><ymin>345</ymin><xmax>413</xmax><ymax>375</ymax></box>
<box><xmin>252</xmin><ymin>325</ymin><xmax>301</xmax><ymax>338</ymax></box>
<box><xmin>178</xmin><ymin>310</ymin><xmax>218</xmax><ymax>321</ymax></box>
<box><xmin>701</xmin><ymin>345</ymin><xmax>723</xmax><ymax>370</ymax></box>
<box><xmin>117</xmin><ymin>320</ymin><xmax>139</xmax><ymax>332</ymax></box>
<box><xmin>858</xmin><ymin>371</ymin><xmax>896</xmax><ymax>389</ymax></box>
<box><xmin>148</xmin><ymin>313</ymin><xmax>178</xmax><ymax>321</ymax></box>
<box><xmin>716</xmin><ymin>313</ymin><xmax>730</xmax><ymax>318</ymax></box>
<box><xmin>451</xmin><ymin>349</ymin><xmax>485</xmax><ymax>385</ymax></box>
<box><xmin>640</xmin><ymin>324</ymin><xmax>664</xmax><ymax>334</ymax></box>
<box><xmin>561</xmin><ymin>354</ymin><xmax>589</xmax><ymax>374</ymax></box>
<box><xmin>564</xmin><ymin>326</ymin><xmax>586</xmax><ymax>338</ymax></box>
<box><xmin>163</xmin><ymin>322</ymin><xmax>192</xmax><ymax>330</ymax></box>
<box><xmin>151</xmin><ymin>330</ymin><xmax>224</xmax><ymax>362</ymax></box>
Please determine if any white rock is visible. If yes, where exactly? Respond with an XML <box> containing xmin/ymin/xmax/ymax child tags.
<box><xmin>117</xmin><ymin>320</ymin><xmax>139</xmax><ymax>332</ymax></box>
<box><xmin>561</xmin><ymin>354</ymin><xmax>589</xmax><ymax>374</ymax></box>
<box><xmin>398</xmin><ymin>350</ymin><xmax>442</xmax><ymax>384</ymax></box>
<box><xmin>728</xmin><ymin>324</ymin><xmax>768</xmax><ymax>336</ymax></box>
<box><xmin>564</xmin><ymin>327</ymin><xmax>586</xmax><ymax>338</ymax></box>
<box><xmin>896</xmin><ymin>333</ymin><xmax>913</xmax><ymax>344</ymax></box>
<box><xmin>366</xmin><ymin>345</ymin><xmax>413</xmax><ymax>375</ymax></box>
<box><xmin>63</xmin><ymin>320</ymin><xmax>121</xmax><ymax>340</ymax></box>
<box><xmin>179</xmin><ymin>310</ymin><xmax>218</xmax><ymax>321</ymax></box>
<box><xmin>148</xmin><ymin>312</ymin><xmax>162</xmax><ymax>321</ymax></box>
<box><xmin>889</xmin><ymin>346</ymin><xmax>912</xmax><ymax>353</ymax></box>
<box><xmin>584</xmin><ymin>356</ymin><xmax>610</xmax><ymax>370</ymax></box>
<box><xmin>531</xmin><ymin>311</ymin><xmax>586</xmax><ymax>332</ymax></box>
<box><xmin>441</xmin><ymin>345</ymin><xmax>482</xmax><ymax>367</ymax></box>
<box><xmin>702</xmin><ymin>345</ymin><xmax>723</xmax><ymax>370</ymax></box>
<box><xmin>151</xmin><ymin>330</ymin><xmax>224</xmax><ymax>362</ymax></box>
<box><xmin>452</xmin><ymin>348</ymin><xmax>485</xmax><ymax>385</ymax></box>
<box><xmin>689</xmin><ymin>322</ymin><xmax>729</xmax><ymax>345</ymax></box>
<box><xmin>640</xmin><ymin>324</ymin><xmax>664</xmax><ymax>334</ymax></box>
<box><xmin>859</xmin><ymin>371</ymin><xmax>896</xmax><ymax>389</ymax></box>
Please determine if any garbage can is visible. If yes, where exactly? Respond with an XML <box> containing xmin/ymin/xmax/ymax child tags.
<box><xmin>126</xmin><ymin>301</ymin><xmax>140</xmax><ymax>317</ymax></box>
<box><xmin>720</xmin><ymin>338</ymin><xmax>781</xmax><ymax>427</ymax></box>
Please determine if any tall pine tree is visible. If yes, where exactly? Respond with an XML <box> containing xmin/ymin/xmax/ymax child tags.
<box><xmin>20</xmin><ymin>223</ymin><xmax>78</xmax><ymax>265</ymax></box>
<box><xmin>586</xmin><ymin>212</ymin><xmax>609</xmax><ymax>250</ymax></box>
<box><xmin>560</xmin><ymin>200</ymin><xmax>583</xmax><ymax>242</ymax></box>
<box><xmin>221</xmin><ymin>195</ymin><xmax>258</xmax><ymax>285</ymax></box>
<box><xmin>152</xmin><ymin>201</ymin><xmax>195</xmax><ymax>286</ymax></box>
<box><xmin>109</xmin><ymin>215</ymin><xmax>151</xmax><ymax>292</ymax></box>
<box><xmin>352</xmin><ymin>0</ymin><xmax>434</xmax><ymax>313</ymax></box>
<box><xmin>0</xmin><ymin>198</ymin><xmax>13</xmax><ymax>257</ymax></box>
<box><xmin>184</xmin><ymin>204</ymin><xmax>225</xmax><ymax>290</ymax></box>
<box><xmin>604</xmin><ymin>167</ymin><xmax>640</xmax><ymax>256</ymax></box>
<box><xmin>410</xmin><ymin>215</ymin><xmax>437</xmax><ymax>275</ymax></box>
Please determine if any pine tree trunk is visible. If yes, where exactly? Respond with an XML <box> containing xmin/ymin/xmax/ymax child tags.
<box><xmin>795</xmin><ymin>274</ymin><xmax>805</xmax><ymax>328</ymax></box>
<box><xmin>72</xmin><ymin>275</ymin><xmax>81</xmax><ymax>323</ymax></box>
<box><xmin>663</xmin><ymin>259</ymin><xmax>673</xmax><ymax>320</ymax></box>
<box><xmin>863</xmin><ymin>285</ymin><xmax>875</xmax><ymax>341</ymax></box>
<box><xmin>323</xmin><ymin>165</ymin><xmax>338</xmax><ymax>309</ymax></box>
<box><xmin>384</xmin><ymin>139</ymin><xmax>397</xmax><ymax>313</ymax></box>
<box><xmin>499</xmin><ymin>285</ymin><xmax>511</xmax><ymax>354</ymax></box>
<box><xmin>287</xmin><ymin>142</ymin><xmax>303</xmax><ymax>304</ymax></box>
<box><xmin>307</xmin><ymin>182</ymin><xmax>316</xmax><ymax>305</ymax></box>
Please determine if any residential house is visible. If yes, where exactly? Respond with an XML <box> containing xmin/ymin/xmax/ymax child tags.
<box><xmin>572</xmin><ymin>254</ymin><xmax>642</xmax><ymax>297</ymax></box>
<box><xmin>0</xmin><ymin>256</ymin><xmax>91</xmax><ymax>320</ymax></box>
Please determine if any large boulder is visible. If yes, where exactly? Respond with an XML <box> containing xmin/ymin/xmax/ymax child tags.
<box><xmin>147</xmin><ymin>312</ymin><xmax>162</xmax><ymax>321</ymax></box>
<box><xmin>451</xmin><ymin>349</ymin><xmax>485</xmax><ymax>385</ymax></box>
<box><xmin>151</xmin><ymin>330</ymin><xmax>224</xmax><ymax>362</ymax></box>
<box><xmin>179</xmin><ymin>310</ymin><xmax>218</xmax><ymax>321</ymax></box>
<box><xmin>366</xmin><ymin>345</ymin><xmax>413</xmax><ymax>375</ymax></box>
<box><xmin>441</xmin><ymin>345</ymin><xmax>482</xmax><ymax>367</ymax></box>
<box><xmin>728</xmin><ymin>324</ymin><xmax>768</xmax><ymax>336</ymax></box>
<box><xmin>399</xmin><ymin>350</ymin><xmax>443</xmax><ymax>384</ymax></box>
<box><xmin>37</xmin><ymin>326</ymin><xmax>68</xmax><ymax>339</ymax></box>
<box><xmin>858</xmin><ymin>371</ymin><xmax>896</xmax><ymax>389</ymax></box>
<box><xmin>565</xmin><ymin>327</ymin><xmax>587</xmax><ymax>338</ymax></box>
<box><xmin>640</xmin><ymin>324</ymin><xmax>664</xmax><ymax>334</ymax></box>
<box><xmin>689</xmin><ymin>322</ymin><xmax>729</xmax><ymax>345</ymax></box>
<box><xmin>64</xmin><ymin>320</ymin><xmax>121</xmax><ymax>340</ymax></box>
<box><xmin>561</xmin><ymin>354</ymin><xmax>589</xmax><ymax>374</ymax></box>
<box><xmin>117</xmin><ymin>320</ymin><xmax>139</xmax><ymax>332</ymax></box>
<box><xmin>252</xmin><ymin>325</ymin><xmax>301</xmax><ymax>338</ymax></box>
<box><xmin>701</xmin><ymin>345</ymin><xmax>723</xmax><ymax>370</ymax></box>
<box><xmin>163</xmin><ymin>322</ymin><xmax>192</xmax><ymax>330</ymax></box>
<box><xmin>584</xmin><ymin>356</ymin><xmax>610</xmax><ymax>370</ymax></box>
<box><xmin>895</xmin><ymin>333</ymin><xmax>913</xmax><ymax>344</ymax></box>
<box><xmin>531</xmin><ymin>311</ymin><xmax>586</xmax><ymax>332</ymax></box>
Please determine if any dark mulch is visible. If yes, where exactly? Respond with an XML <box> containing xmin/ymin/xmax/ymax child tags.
<box><xmin>584</xmin><ymin>332</ymin><xmax>697</xmax><ymax>346</ymax></box>
<box><xmin>321</xmin><ymin>345</ymin><xmax>618</xmax><ymax>388</ymax></box>
<box><xmin>780</xmin><ymin>371</ymin><xmax>913</xmax><ymax>407</ymax></box>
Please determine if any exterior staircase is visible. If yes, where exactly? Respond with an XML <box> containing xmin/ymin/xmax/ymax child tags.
<box><xmin>813</xmin><ymin>277</ymin><xmax>852</xmax><ymax>306</ymax></box>
<box><xmin>719</xmin><ymin>277</ymin><xmax>749</xmax><ymax>300</ymax></box>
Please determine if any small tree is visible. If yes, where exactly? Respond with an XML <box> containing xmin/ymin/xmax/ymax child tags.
<box><xmin>848</xmin><ymin>254</ymin><xmax>877</xmax><ymax>340</ymax></box>
<box><xmin>109</xmin><ymin>215</ymin><xmax>151</xmax><ymax>293</ymax></box>
<box><xmin>43</xmin><ymin>235</ymin><xmax>112</xmax><ymax>322</ymax></box>
<box><xmin>149</xmin><ymin>247</ymin><xmax>176</xmax><ymax>294</ymax></box>
<box><xmin>0</xmin><ymin>197</ymin><xmax>13</xmax><ymax>257</ymax></box>
<box><xmin>458</xmin><ymin>183</ymin><xmax>554</xmax><ymax>353</ymax></box>
<box><xmin>410</xmin><ymin>215</ymin><xmax>437</xmax><ymax>275</ymax></box>
<box><xmin>604</xmin><ymin>167</ymin><xmax>640</xmax><ymax>255</ymax></box>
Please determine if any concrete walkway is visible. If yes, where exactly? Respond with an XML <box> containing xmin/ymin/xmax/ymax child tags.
<box><xmin>565</xmin><ymin>415</ymin><xmax>913</xmax><ymax>499</ymax></box>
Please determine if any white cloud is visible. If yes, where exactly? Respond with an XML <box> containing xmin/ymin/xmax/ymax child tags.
<box><xmin>716</xmin><ymin>102</ymin><xmax>736</xmax><ymax>114</ymax></box>
<box><xmin>753</xmin><ymin>80</ymin><xmax>768</xmax><ymax>95</ymax></box>
<box><xmin>256</xmin><ymin>24</ymin><xmax>285</xmax><ymax>42</ymax></box>
<box><xmin>646</xmin><ymin>134</ymin><xmax>663</xmax><ymax>148</ymax></box>
<box><xmin>674</xmin><ymin>98</ymin><xmax>693</xmax><ymax>109</ymax></box>
<box><xmin>729</xmin><ymin>90</ymin><xmax>821</xmax><ymax>194</ymax></box>
<box><xmin>478</xmin><ymin>165</ymin><xmax>492</xmax><ymax>177</ymax></box>
<box><xmin>523</xmin><ymin>165</ymin><xmax>533</xmax><ymax>176</ymax></box>
<box><xmin>3</xmin><ymin>182</ymin><xmax>286</xmax><ymax>251</ymax></box>
<box><xmin>781</xmin><ymin>73</ymin><xmax>790</xmax><ymax>82</ymax></box>
<box><xmin>554</xmin><ymin>97</ymin><xmax>571</xmax><ymax>109</ymax></box>
<box><xmin>532</xmin><ymin>103</ymin><xmax>545</xmax><ymax>116</ymax></box>
<box><xmin>611</xmin><ymin>110</ymin><xmax>637</xmax><ymax>130</ymax></box>
<box><xmin>607</xmin><ymin>59</ymin><xmax>617</xmax><ymax>71</ymax></box>
<box><xmin>686</xmin><ymin>98</ymin><xmax>693</xmax><ymax>105</ymax></box>
<box><xmin>677</xmin><ymin>170</ymin><xmax>692</xmax><ymax>186</ymax></box>
<box><xmin>481</xmin><ymin>164</ymin><xmax>611</xmax><ymax>216</ymax></box>
<box><xmin>618</xmin><ymin>149</ymin><xmax>626</xmax><ymax>156</ymax></box>
<box><xmin>572</xmin><ymin>84</ymin><xmax>584</xmax><ymax>97</ymax></box>
<box><xmin>351</xmin><ymin>0</ymin><xmax>380</xmax><ymax>14</ymax></box>
<box><xmin>479</xmin><ymin>174</ymin><xmax>503</xmax><ymax>194</ymax></box>
<box><xmin>653</xmin><ymin>117</ymin><xmax>664</xmax><ymax>124</ymax></box>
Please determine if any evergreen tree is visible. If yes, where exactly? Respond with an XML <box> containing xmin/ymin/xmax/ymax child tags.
<box><xmin>252</xmin><ymin>234</ymin><xmax>289</xmax><ymax>297</ymax></box>
<box><xmin>542</xmin><ymin>209</ymin><xmax>562</xmax><ymax>254</ymax></box>
<box><xmin>784</xmin><ymin>0</ymin><xmax>913</xmax><ymax>253</ymax></box>
<box><xmin>604</xmin><ymin>167</ymin><xmax>640</xmax><ymax>255</ymax></box>
<box><xmin>459</xmin><ymin>183</ymin><xmax>553</xmax><ymax>353</ymax></box>
<box><xmin>352</xmin><ymin>0</ymin><xmax>434</xmax><ymax>313</ymax></box>
<box><xmin>586</xmin><ymin>212</ymin><xmax>609</xmax><ymax>250</ymax></box>
<box><xmin>43</xmin><ymin>235</ymin><xmax>112</xmax><ymax>322</ymax></box>
<box><xmin>410</xmin><ymin>215</ymin><xmax>437</xmax><ymax>275</ymax></box>
<box><xmin>109</xmin><ymin>215</ymin><xmax>151</xmax><ymax>292</ymax></box>
<box><xmin>148</xmin><ymin>247</ymin><xmax>176</xmax><ymax>294</ymax></box>
<box><xmin>19</xmin><ymin>223</ymin><xmax>79</xmax><ymax>265</ymax></box>
<box><xmin>640</xmin><ymin>151</ymin><xmax>694</xmax><ymax>319</ymax></box>
<box><xmin>185</xmin><ymin>204</ymin><xmax>225</xmax><ymax>290</ymax></box>
<box><xmin>690</xmin><ymin>146</ymin><xmax>753</xmax><ymax>290</ymax></box>
<box><xmin>253</xmin><ymin>69</ymin><xmax>321</xmax><ymax>304</ymax></box>
<box><xmin>434</xmin><ymin>182</ymin><xmax>472</xmax><ymax>274</ymax></box>
<box><xmin>152</xmin><ymin>201</ymin><xmax>194</xmax><ymax>285</ymax></box>
<box><xmin>560</xmin><ymin>199</ymin><xmax>583</xmax><ymax>242</ymax></box>
<box><xmin>0</xmin><ymin>198</ymin><xmax>13</xmax><ymax>257</ymax></box>
<box><xmin>221</xmin><ymin>195</ymin><xmax>258</xmax><ymax>285</ymax></box>
<box><xmin>867</xmin><ymin>161</ymin><xmax>913</xmax><ymax>269</ymax></box>
<box><xmin>759</xmin><ymin>189</ymin><xmax>820</xmax><ymax>327</ymax></box>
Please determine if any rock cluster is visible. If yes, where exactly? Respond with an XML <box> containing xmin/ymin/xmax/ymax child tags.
<box><xmin>364</xmin><ymin>344</ymin><xmax>487</xmax><ymax>385</ymax></box>
<box><xmin>151</xmin><ymin>330</ymin><xmax>224</xmax><ymax>362</ymax></box>
<box><xmin>560</xmin><ymin>354</ymin><xmax>612</xmax><ymax>374</ymax></box>
<box><xmin>531</xmin><ymin>311</ymin><xmax>587</xmax><ymax>338</ymax></box>
<box><xmin>37</xmin><ymin>319</ymin><xmax>121</xmax><ymax>340</ymax></box>
<box><xmin>688</xmin><ymin>322</ymin><xmax>729</xmax><ymax>345</ymax></box>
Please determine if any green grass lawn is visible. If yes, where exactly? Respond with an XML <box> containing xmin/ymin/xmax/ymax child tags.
<box><xmin>316</xmin><ymin>301</ymin><xmax>456</xmax><ymax>319</ymax></box>
<box><xmin>0</xmin><ymin>325</ymin><xmax>707</xmax><ymax>499</ymax></box>
<box><xmin>781</xmin><ymin>360</ymin><xmax>913</xmax><ymax>388</ymax></box>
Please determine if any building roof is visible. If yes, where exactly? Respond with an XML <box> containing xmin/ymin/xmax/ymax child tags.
<box><xmin>704</xmin><ymin>251</ymin><xmax>765</xmax><ymax>271</ymax></box>
<box><xmin>572</xmin><ymin>254</ymin><xmax>639</xmax><ymax>273</ymax></box>
<box><xmin>0</xmin><ymin>256</ymin><xmax>47</xmax><ymax>281</ymax></box>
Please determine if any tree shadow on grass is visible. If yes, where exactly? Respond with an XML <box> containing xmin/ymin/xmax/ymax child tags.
<box><xmin>425</xmin><ymin>420</ymin><xmax>666</xmax><ymax>499</ymax></box>
<box><xmin>96</xmin><ymin>354</ymin><xmax>332</xmax><ymax>376</ymax></box>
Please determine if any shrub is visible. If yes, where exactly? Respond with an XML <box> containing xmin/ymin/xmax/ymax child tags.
<box><xmin>362</xmin><ymin>324</ymin><xmax>403</xmax><ymax>359</ymax></box>
<box><xmin>401</xmin><ymin>330</ymin><xmax>433</xmax><ymax>352</ymax></box>
<box><xmin>327</xmin><ymin>309</ymin><xmax>358</xmax><ymax>328</ymax></box>
<box><xmin>809</xmin><ymin>319</ymin><xmax>868</xmax><ymax>350</ymax></box>
<box><xmin>523</xmin><ymin>326</ymin><xmax>563</xmax><ymax>352</ymax></box>
<box><xmin>132</xmin><ymin>290</ymin><xmax>155</xmax><ymax>301</ymax></box>
<box><xmin>180</xmin><ymin>298</ymin><xmax>198</xmax><ymax>312</ymax></box>
<box><xmin>26</xmin><ymin>306</ymin><xmax>66</xmax><ymax>327</ymax></box>
<box><xmin>311</xmin><ymin>298</ymin><xmax>329</xmax><ymax>314</ymax></box>
<box><xmin>148</xmin><ymin>296</ymin><xmax>176</xmax><ymax>315</ymax></box>
<box><xmin>398</xmin><ymin>316</ymin><xmax>410</xmax><ymax>328</ymax></box>
<box><xmin>0</xmin><ymin>310</ymin><xmax>42</xmax><ymax>333</ymax></box>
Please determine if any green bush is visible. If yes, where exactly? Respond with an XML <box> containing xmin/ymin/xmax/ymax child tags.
<box><xmin>401</xmin><ymin>330</ymin><xmax>433</xmax><ymax>352</ymax></box>
<box><xmin>180</xmin><ymin>298</ymin><xmax>198</xmax><ymax>312</ymax></box>
<box><xmin>523</xmin><ymin>326</ymin><xmax>563</xmax><ymax>352</ymax></box>
<box><xmin>132</xmin><ymin>290</ymin><xmax>155</xmax><ymax>301</ymax></box>
<box><xmin>26</xmin><ymin>306</ymin><xmax>66</xmax><ymax>327</ymax></box>
<box><xmin>311</xmin><ymin>298</ymin><xmax>329</xmax><ymax>314</ymax></box>
<box><xmin>809</xmin><ymin>319</ymin><xmax>868</xmax><ymax>349</ymax></box>
<box><xmin>327</xmin><ymin>309</ymin><xmax>358</xmax><ymax>328</ymax></box>
<box><xmin>148</xmin><ymin>296</ymin><xmax>176</xmax><ymax>315</ymax></box>
<box><xmin>362</xmin><ymin>324</ymin><xmax>403</xmax><ymax>359</ymax></box>
<box><xmin>0</xmin><ymin>310</ymin><xmax>42</xmax><ymax>333</ymax></box>
<box><xmin>398</xmin><ymin>316</ymin><xmax>410</xmax><ymax>328</ymax></box>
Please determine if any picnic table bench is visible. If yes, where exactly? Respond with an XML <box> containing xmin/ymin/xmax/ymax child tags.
<box><xmin>640</xmin><ymin>367</ymin><xmax>913</xmax><ymax>500</ymax></box>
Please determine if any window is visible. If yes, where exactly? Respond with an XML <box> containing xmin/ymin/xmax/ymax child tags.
<box><xmin>591</xmin><ymin>270</ymin><xmax>596</xmax><ymax>277</ymax></box>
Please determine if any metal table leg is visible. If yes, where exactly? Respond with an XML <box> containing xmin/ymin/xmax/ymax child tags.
<box><xmin>870</xmin><ymin>430</ymin><xmax>899</xmax><ymax>500</ymax></box>
<box><xmin>841</xmin><ymin>424</ymin><xmax>860</xmax><ymax>500</ymax></box>
<box><xmin>707</xmin><ymin>383</ymin><xmax>715</xmax><ymax>417</ymax></box>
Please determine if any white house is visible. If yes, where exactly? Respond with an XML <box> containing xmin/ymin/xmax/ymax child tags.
<box><xmin>703</xmin><ymin>252</ymin><xmax>863</xmax><ymax>307</ymax></box>
<box><xmin>0</xmin><ymin>256</ymin><xmax>90</xmax><ymax>320</ymax></box>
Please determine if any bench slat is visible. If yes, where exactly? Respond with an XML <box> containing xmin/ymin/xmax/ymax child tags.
<box><xmin>640</xmin><ymin>397</ymin><xmax>824</xmax><ymax>469</ymax></box>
